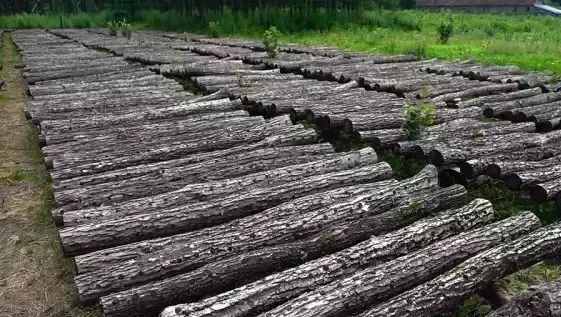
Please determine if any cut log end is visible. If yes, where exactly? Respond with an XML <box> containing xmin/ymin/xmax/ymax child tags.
<box><xmin>536</xmin><ymin>121</ymin><xmax>553</xmax><ymax>133</ymax></box>
<box><xmin>485</xmin><ymin>164</ymin><xmax>502</xmax><ymax>179</ymax></box>
<box><xmin>503</xmin><ymin>174</ymin><xmax>523</xmax><ymax>190</ymax></box>
<box><xmin>528</xmin><ymin>185</ymin><xmax>548</xmax><ymax>203</ymax></box>
<box><xmin>429</xmin><ymin>150</ymin><xmax>445</xmax><ymax>166</ymax></box>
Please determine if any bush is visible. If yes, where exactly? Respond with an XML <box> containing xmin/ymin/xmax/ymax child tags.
<box><xmin>208</xmin><ymin>21</ymin><xmax>220</xmax><ymax>38</ymax></box>
<box><xmin>437</xmin><ymin>20</ymin><xmax>454</xmax><ymax>44</ymax></box>
<box><xmin>107</xmin><ymin>20</ymin><xmax>118</xmax><ymax>36</ymax></box>
<box><xmin>263</xmin><ymin>26</ymin><xmax>281</xmax><ymax>58</ymax></box>
<box><xmin>403</xmin><ymin>101</ymin><xmax>436</xmax><ymax>140</ymax></box>
<box><xmin>119</xmin><ymin>19</ymin><xmax>132</xmax><ymax>39</ymax></box>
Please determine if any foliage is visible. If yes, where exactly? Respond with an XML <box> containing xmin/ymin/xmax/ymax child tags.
<box><xmin>208</xmin><ymin>21</ymin><xmax>220</xmax><ymax>38</ymax></box>
<box><xmin>119</xmin><ymin>19</ymin><xmax>132</xmax><ymax>39</ymax></box>
<box><xmin>0</xmin><ymin>12</ymin><xmax>110</xmax><ymax>29</ymax></box>
<box><xmin>264</xmin><ymin>26</ymin><xmax>281</xmax><ymax>58</ymax></box>
<box><xmin>107</xmin><ymin>20</ymin><xmax>119</xmax><ymax>36</ymax></box>
<box><xmin>437</xmin><ymin>19</ymin><xmax>454</xmax><ymax>44</ymax></box>
<box><xmin>403</xmin><ymin>102</ymin><xmax>436</xmax><ymax>140</ymax></box>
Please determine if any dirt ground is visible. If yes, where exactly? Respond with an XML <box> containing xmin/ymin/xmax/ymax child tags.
<box><xmin>0</xmin><ymin>32</ymin><xmax>101</xmax><ymax>317</ymax></box>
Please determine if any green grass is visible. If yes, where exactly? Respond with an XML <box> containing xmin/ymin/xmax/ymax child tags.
<box><xmin>2</xmin><ymin>9</ymin><xmax>560</xmax><ymax>75</ymax></box>
<box><xmin>0</xmin><ymin>12</ymin><xmax>111</xmax><ymax>29</ymax></box>
<box><xmin>131</xmin><ymin>9</ymin><xmax>561</xmax><ymax>76</ymax></box>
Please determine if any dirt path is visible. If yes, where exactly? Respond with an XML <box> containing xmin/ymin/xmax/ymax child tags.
<box><xmin>0</xmin><ymin>32</ymin><xmax>100</xmax><ymax>317</ymax></box>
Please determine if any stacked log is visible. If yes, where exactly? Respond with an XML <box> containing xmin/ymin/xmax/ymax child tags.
<box><xmin>488</xmin><ymin>281</ymin><xmax>561</xmax><ymax>317</ymax></box>
<box><xmin>361</xmin><ymin>223</ymin><xmax>561</xmax><ymax>317</ymax></box>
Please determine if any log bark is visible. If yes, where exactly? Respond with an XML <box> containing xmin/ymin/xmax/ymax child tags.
<box><xmin>431</xmin><ymin>83</ymin><xmax>520</xmax><ymax>105</ymax></box>
<box><xmin>504</xmin><ymin>165</ymin><xmax>561</xmax><ymax>190</ymax></box>
<box><xmin>152</xmin><ymin>198</ymin><xmax>493</xmax><ymax>317</ymax></box>
<box><xmin>261</xmin><ymin>211</ymin><xmax>540</xmax><ymax>317</ymax></box>
<box><xmin>360</xmin><ymin>223</ymin><xmax>561</xmax><ymax>317</ymax></box>
<box><xmin>55</xmin><ymin>147</ymin><xmax>376</xmax><ymax>211</ymax></box>
<box><xmin>77</xmin><ymin>181</ymin><xmax>464</xmax><ymax>307</ymax></box>
<box><xmin>71</xmin><ymin>165</ymin><xmax>438</xmax><ymax>273</ymax></box>
<box><xmin>53</xmin><ymin>143</ymin><xmax>335</xmax><ymax>192</ymax></box>
<box><xmin>49</xmin><ymin>126</ymin><xmax>318</xmax><ymax>181</ymax></box>
<box><xmin>529</xmin><ymin>177</ymin><xmax>561</xmax><ymax>202</ymax></box>
<box><xmin>60</xmin><ymin>161</ymin><xmax>393</xmax><ymax>255</ymax></box>
<box><xmin>488</xmin><ymin>281</ymin><xmax>561</xmax><ymax>317</ymax></box>
<box><xmin>456</xmin><ymin>88</ymin><xmax>542</xmax><ymax>108</ymax></box>
<box><xmin>483</xmin><ymin>92</ymin><xmax>561</xmax><ymax>118</ymax></box>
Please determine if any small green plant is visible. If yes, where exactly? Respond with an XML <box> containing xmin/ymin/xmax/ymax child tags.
<box><xmin>208</xmin><ymin>21</ymin><xmax>220</xmax><ymax>38</ymax></box>
<box><xmin>403</xmin><ymin>102</ymin><xmax>436</xmax><ymax>140</ymax></box>
<box><xmin>437</xmin><ymin>20</ymin><xmax>454</xmax><ymax>44</ymax></box>
<box><xmin>264</xmin><ymin>26</ymin><xmax>281</xmax><ymax>58</ymax></box>
<box><xmin>107</xmin><ymin>21</ymin><xmax>118</xmax><ymax>36</ymax></box>
<box><xmin>119</xmin><ymin>19</ymin><xmax>132</xmax><ymax>40</ymax></box>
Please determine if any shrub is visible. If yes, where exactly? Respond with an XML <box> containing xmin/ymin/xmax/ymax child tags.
<box><xmin>107</xmin><ymin>21</ymin><xmax>118</xmax><ymax>36</ymax></box>
<box><xmin>119</xmin><ymin>19</ymin><xmax>132</xmax><ymax>40</ymax></box>
<box><xmin>208</xmin><ymin>21</ymin><xmax>220</xmax><ymax>38</ymax></box>
<box><xmin>437</xmin><ymin>20</ymin><xmax>454</xmax><ymax>44</ymax></box>
<box><xmin>403</xmin><ymin>101</ymin><xmax>436</xmax><ymax>140</ymax></box>
<box><xmin>264</xmin><ymin>26</ymin><xmax>281</xmax><ymax>58</ymax></box>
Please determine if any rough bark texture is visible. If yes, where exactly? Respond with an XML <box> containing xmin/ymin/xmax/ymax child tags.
<box><xmin>488</xmin><ymin>281</ymin><xmax>561</xmax><ymax>317</ymax></box>
<box><xmin>361</xmin><ymin>223</ymin><xmax>561</xmax><ymax>317</ymax></box>
<box><xmin>101</xmin><ymin>185</ymin><xmax>468</xmax><ymax>317</ymax></box>
<box><xmin>155</xmin><ymin>198</ymin><xmax>495</xmax><ymax>317</ymax></box>
<box><xmin>260</xmin><ymin>211</ymin><xmax>540</xmax><ymax>317</ymax></box>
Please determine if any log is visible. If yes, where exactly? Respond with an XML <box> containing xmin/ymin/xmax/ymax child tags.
<box><xmin>49</xmin><ymin>126</ymin><xmax>318</xmax><ymax>181</ymax></box>
<box><xmin>360</xmin><ymin>222</ymin><xmax>561</xmax><ymax>317</ymax></box>
<box><xmin>154</xmin><ymin>198</ymin><xmax>494</xmax><ymax>317</ymax></box>
<box><xmin>72</xmin><ymin>165</ymin><xmax>439</xmax><ymax>273</ymax></box>
<box><xmin>504</xmin><ymin>165</ymin><xmax>561</xmax><ymax>190</ymax></box>
<box><xmin>81</xmin><ymin>177</ymin><xmax>450</xmax><ymax>304</ymax></box>
<box><xmin>261</xmin><ymin>211</ymin><xmax>540</xmax><ymax>317</ymax></box>
<box><xmin>76</xmin><ymin>178</ymin><xmax>465</xmax><ymax>308</ymax></box>
<box><xmin>488</xmin><ymin>281</ymin><xmax>561</xmax><ymax>317</ymax></box>
<box><xmin>431</xmin><ymin>83</ymin><xmax>520</xmax><ymax>105</ymax></box>
<box><xmin>529</xmin><ymin>177</ymin><xmax>561</xmax><ymax>202</ymax></box>
<box><xmin>483</xmin><ymin>92</ymin><xmax>561</xmax><ymax>118</ymax></box>
<box><xmin>54</xmin><ymin>147</ymin><xmax>377</xmax><ymax>211</ymax></box>
<box><xmin>60</xmin><ymin>161</ymin><xmax>394</xmax><ymax>255</ymax></box>
<box><xmin>456</xmin><ymin>88</ymin><xmax>543</xmax><ymax>108</ymax></box>
<box><xmin>53</xmin><ymin>143</ymin><xmax>336</xmax><ymax>192</ymax></box>
<box><xmin>484</xmin><ymin>155</ymin><xmax>561</xmax><ymax>180</ymax></box>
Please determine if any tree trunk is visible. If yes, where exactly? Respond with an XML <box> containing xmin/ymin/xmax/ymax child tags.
<box><xmin>54</xmin><ymin>147</ymin><xmax>377</xmax><ymax>212</ymax></box>
<box><xmin>488</xmin><ymin>281</ymin><xmax>561</xmax><ymax>317</ymax></box>
<box><xmin>360</xmin><ymin>223</ymin><xmax>561</xmax><ymax>317</ymax></box>
<box><xmin>456</xmin><ymin>88</ymin><xmax>542</xmax><ymax>109</ymax></box>
<box><xmin>76</xmin><ymin>181</ymin><xmax>465</xmax><ymax>305</ymax></box>
<box><xmin>504</xmin><ymin>165</ymin><xmax>561</xmax><ymax>190</ymax></box>
<box><xmin>149</xmin><ymin>198</ymin><xmax>492</xmax><ymax>317</ymax></box>
<box><xmin>60</xmin><ymin>162</ymin><xmax>394</xmax><ymax>255</ymax></box>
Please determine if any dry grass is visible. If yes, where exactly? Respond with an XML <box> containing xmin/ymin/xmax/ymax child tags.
<box><xmin>0</xmin><ymin>32</ymin><xmax>101</xmax><ymax>317</ymax></box>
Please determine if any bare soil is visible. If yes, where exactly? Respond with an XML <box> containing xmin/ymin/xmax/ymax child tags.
<box><xmin>0</xmin><ymin>32</ymin><xmax>101</xmax><ymax>317</ymax></box>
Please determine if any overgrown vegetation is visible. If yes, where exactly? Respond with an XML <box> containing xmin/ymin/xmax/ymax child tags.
<box><xmin>403</xmin><ymin>101</ymin><xmax>436</xmax><ymax>140</ymax></box>
<box><xmin>437</xmin><ymin>19</ymin><xmax>454</xmax><ymax>44</ymax></box>
<box><xmin>263</xmin><ymin>26</ymin><xmax>281</xmax><ymax>58</ymax></box>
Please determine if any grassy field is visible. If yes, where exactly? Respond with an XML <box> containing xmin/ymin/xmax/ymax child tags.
<box><xmin>1</xmin><ymin>9</ymin><xmax>561</xmax><ymax>75</ymax></box>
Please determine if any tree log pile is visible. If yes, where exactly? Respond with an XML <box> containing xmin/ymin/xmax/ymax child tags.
<box><xmin>488</xmin><ymin>280</ymin><xmax>561</xmax><ymax>317</ymax></box>
<box><xmin>11</xmin><ymin>28</ymin><xmax>561</xmax><ymax>317</ymax></box>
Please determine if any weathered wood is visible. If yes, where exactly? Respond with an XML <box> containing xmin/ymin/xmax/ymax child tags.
<box><xmin>49</xmin><ymin>126</ymin><xmax>318</xmax><ymax>181</ymax></box>
<box><xmin>55</xmin><ymin>147</ymin><xmax>377</xmax><ymax>211</ymax></box>
<box><xmin>262</xmin><ymin>211</ymin><xmax>540</xmax><ymax>317</ymax></box>
<box><xmin>488</xmin><ymin>281</ymin><xmax>561</xmax><ymax>317</ymax></box>
<box><xmin>504</xmin><ymin>165</ymin><xmax>561</xmax><ymax>190</ymax></box>
<box><xmin>60</xmin><ymin>161</ymin><xmax>393</xmax><ymax>255</ymax></box>
<box><xmin>529</xmin><ymin>177</ymin><xmax>561</xmax><ymax>202</ymax></box>
<box><xmin>456</xmin><ymin>88</ymin><xmax>542</xmax><ymax>108</ymax></box>
<box><xmin>360</xmin><ymin>223</ymin><xmax>561</xmax><ymax>317</ymax></box>
<box><xmin>483</xmin><ymin>92</ymin><xmax>561</xmax><ymax>118</ymax></box>
<box><xmin>53</xmin><ymin>143</ymin><xmax>335</xmax><ymax>192</ymax></box>
<box><xmin>154</xmin><ymin>198</ymin><xmax>493</xmax><ymax>317</ymax></box>
<box><xmin>71</xmin><ymin>165</ymin><xmax>437</xmax><ymax>274</ymax></box>
<box><xmin>431</xmin><ymin>83</ymin><xmax>520</xmax><ymax>106</ymax></box>
<box><xmin>77</xmin><ymin>180</ymin><xmax>463</xmax><ymax>306</ymax></box>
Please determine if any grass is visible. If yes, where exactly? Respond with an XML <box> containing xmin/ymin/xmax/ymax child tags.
<box><xmin>1</xmin><ymin>9</ymin><xmax>561</xmax><ymax>75</ymax></box>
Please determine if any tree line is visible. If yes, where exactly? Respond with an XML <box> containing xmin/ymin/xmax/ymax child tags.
<box><xmin>1</xmin><ymin>0</ymin><xmax>416</xmax><ymax>15</ymax></box>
